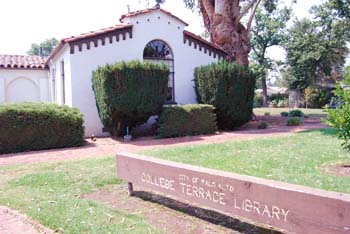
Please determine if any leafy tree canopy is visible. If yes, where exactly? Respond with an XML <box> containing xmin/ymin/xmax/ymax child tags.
<box><xmin>283</xmin><ymin>0</ymin><xmax>349</xmax><ymax>92</ymax></box>
<box><xmin>250</xmin><ymin>0</ymin><xmax>293</xmax><ymax>106</ymax></box>
<box><xmin>27</xmin><ymin>38</ymin><xmax>58</xmax><ymax>57</ymax></box>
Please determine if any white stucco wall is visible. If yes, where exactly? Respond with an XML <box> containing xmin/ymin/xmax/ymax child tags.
<box><xmin>49</xmin><ymin>45</ymin><xmax>73</xmax><ymax>106</ymax></box>
<box><xmin>50</xmin><ymin>9</ymin><xmax>220</xmax><ymax>136</ymax></box>
<box><xmin>0</xmin><ymin>69</ymin><xmax>49</xmax><ymax>103</ymax></box>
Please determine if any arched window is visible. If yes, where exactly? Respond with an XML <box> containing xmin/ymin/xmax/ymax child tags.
<box><xmin>143</xmin><ymin>40</ymin><xmax>175</xmax><ymax>103</ymax></box>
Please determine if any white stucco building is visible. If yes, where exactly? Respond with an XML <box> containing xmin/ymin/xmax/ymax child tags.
<box><xmin>0</xmin><ymin>55</ymin><xmax>50</xmax><ymax>103</ymax></box>
<box><xmin>0</xmin><ymin>7</ymin><xmax>226</xmax><ymax>136</ymax></box>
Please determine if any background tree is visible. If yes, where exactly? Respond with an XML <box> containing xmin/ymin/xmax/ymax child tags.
<box><xmin>250</xmin><ymin>0</ymin><xmax>293</xmax><ymax>106</ymax></box>
<box><xmin>282</xmin><ymin>12</ymin><xmax>348</xmax><ymax>107</ymax></box>
<box><xmin>27</xmin><ymin>38</ymin><xmax>58</xmax><ymax>57</ymax></box>
<box><xmin>344</xmin><ymin>66</ymin><xmax>350</xmax><ymax>85</ymax></box>
<box><xmin>326</xmin><ymin>0</ymin><xmax>350</xmax><ymax>39</ymax></box>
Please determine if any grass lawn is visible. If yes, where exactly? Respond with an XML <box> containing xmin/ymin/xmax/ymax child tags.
<box><xmin>0</xmin><ymin>129</ymin><xmax>349</xmax><ymax>233</ymax></box>
<box><xmin>254</xmin><ymin>107</ymin><xmax>327</xmax><ymax>117</ymax></box>
<box><xmin>143</xmin><ymin>128</ymin><xmax>350</xmax><ymax>194</ymax></box>
<box><xmin>0</xmin><ymin>157</ymin><xmax>158</xmax><ymax>234</ymax></box>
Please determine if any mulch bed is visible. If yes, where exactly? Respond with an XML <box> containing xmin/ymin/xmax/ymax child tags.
<box><xmin>238</xmin><ymin>115</ymin><xmax>323</xmax><ymax>130</ymax></box>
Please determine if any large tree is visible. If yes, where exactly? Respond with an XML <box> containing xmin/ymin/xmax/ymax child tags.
<box><xmin>27</xmin><ymin>38</ymin><xmax>58</xmax><ymax>57</ymax></box>
<box><xmin>283</xmin><ymin>16</ymin><xmax>348</xmax><ymax>106</ymax></box>
<box><xmin>250</xmin><ymin>0</ymin><xmax>293</xmax><ymax>106</ymax></box>
<box><xmin>184</xmin><ymin>0</ymin><xmax>265</xmax><ymax>66</ymax></box>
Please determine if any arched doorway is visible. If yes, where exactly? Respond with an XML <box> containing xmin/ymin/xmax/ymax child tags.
<box><xmin>143</xmin><ymin>40</ymin><xmax>175</xmax><ymax>103</ymax></box>
<box><xmin>6</xmin><ymin>77</ymin><xmax>39</xmax><ymax>102</ymax></box>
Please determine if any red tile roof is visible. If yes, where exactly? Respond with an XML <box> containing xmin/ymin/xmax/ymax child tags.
<box><xmin>47</xmin><ymin>24</ymin><xmax>132</xmax><ymax>63</ymax></box>
<box><xmin>0</xmin><ymin>55</ymin><xmax>47</xmax><ymax>69</ymax></box>
<box><xmin>120</xmin><ymin>7</ymin><xmax>189</xmax><ymax>26</ymax></box>
<box><xmin>63</xmin><ymin>24</ymin><xmax>132</xmax><ymax>43</ymax></box>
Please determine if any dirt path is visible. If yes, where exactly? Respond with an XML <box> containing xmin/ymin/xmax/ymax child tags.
<box><xmin>0</xmin><ymin>116</ymin><xmax>326</xmax><ymax>167</ymax></box>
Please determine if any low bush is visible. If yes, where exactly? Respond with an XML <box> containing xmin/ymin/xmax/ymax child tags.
<box><xmin>157</xmin><ymin>104</ymin><xmax>217</xmax><ymax>138</ymax></box>
<box><xmin>326</xmin><ymin>75</ymin><xmax>350</xmax><ymax>151</ymax></box>
<box><xmin>269</xmin><ymin>99</ymin><xmax>289</xmax><ymax>108</ymax></box>
<box><xmin>254</xmin><ymin>93</ymin><xmax>263</xmax><ymax>108</ymax></box>
<box><xmin>194</xmin><ymin>61</ymin><xmax>255</xmax><ymax>129</ymax></box>
<box><xmin>92</xmin><ymin>60</ymin><xmax>169</xmax><ymax>136</ymax></box>
<box><xmin>287</xmin><ymin>117</ymin><xmax>303</xmax><ymax>126</ymax></box>
<box><xmin>269</xmin><ymin>93</ymin><xmax>289</xmax><ymax>108</ymax></box>
<box><xmin>264</xmin><ymin>112</ymin><xmax>271</xmax><ymax>116</ymax></box>
<box><xmin>0</xmin><ymin>103</ymin><xmax>84</xmax><ymax>154</ymax></box>
<box><xmin>288</xmin><ymin>109</ymin><xmax>304</xmax><ymax>117</ymax></box>
<box><xmin>258</xmin><ymin>121</ymin><xmax>269</xmax><ymax>129</ymax></box>
<box><xmin>280</xmin><ymin>111</ymin><xmax>289</xmax><ymax>117</ymax></box>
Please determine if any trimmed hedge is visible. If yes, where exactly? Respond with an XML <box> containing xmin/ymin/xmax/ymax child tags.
<box><xmin>0</xmin><ymin>103</ymin><xmax>84</xmax><ymax>154</ymax></box>
<box><xmin>92</xmin><ymin>60</ymin><xmax>169</xmax><ymax>136</ymax></box>
<box><xmin>157</xmin><ymin>104</ymin><xmax>217</xmax><ymax>138</ymax></box>
<box><xmin>194</xmin><ymin>61</ymin><xmax>256</xmax><ymax>129</ymax></box>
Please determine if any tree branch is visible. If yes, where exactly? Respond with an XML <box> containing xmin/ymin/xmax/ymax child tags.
<box><xmin>246</xmin><ymin>0</ymin><xmax>262</xmax><ymax>32</ymax></box>
<box><xmin>238</xmin><ymin>0</ymin><xmax>258</xmax><ymax>20</ymax></box>
<box><xmin>198</xmin><ymin>0</ymin><xmax>213</xmax><ymax>37</ymax></box>
<box><xmin>200</xmin><ymin>0</ymin><xmax>215</xmax><ymax>21</ymax></box>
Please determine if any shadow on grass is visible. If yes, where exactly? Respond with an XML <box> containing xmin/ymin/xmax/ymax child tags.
<box><xmin>296</xmin><ymin>127</ymin><xmax>337</xmax><ymax>136</ymax></box>
<box><xmin>133</xmin><ymin>190</ymin><xmax>283</xmax><ymax>234</ymax></box>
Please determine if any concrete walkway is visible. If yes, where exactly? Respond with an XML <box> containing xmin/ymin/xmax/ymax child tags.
<box><xmin>0</xmin><ymin>206</ymin><xmax>52</xmax><ymax>234</ymax></box>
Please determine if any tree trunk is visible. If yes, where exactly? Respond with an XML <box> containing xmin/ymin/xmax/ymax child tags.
<box><xmin>261</xmin><ymin>77</ymin><xmax>268</xmax><ymax>107</ymax></box>
<box><xmin>212</xmin><ymin>22</ymin><xmax>251</xmax><ymax>66</ymax></box>
<box><xmin>294</xmin><ymin>90</ymin><xmax>301</xmax><ymax>108</ymax></box>
<box><xmin>198</xmin><ymin>0</ymin><xmax>256</xmax><ymax>67</ymax></box>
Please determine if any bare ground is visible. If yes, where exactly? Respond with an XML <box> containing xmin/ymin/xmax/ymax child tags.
<box><xmin>84</xmin><ymin>184</ymin><xmax>285</xmax><ymax>234</ymax></box>
<box><xmin>323</xmin><ymin>163</ymin><xmax>350</xmax><ymax>177</ymax></box>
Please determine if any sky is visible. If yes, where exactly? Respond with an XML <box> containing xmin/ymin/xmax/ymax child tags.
<box><xmin>0</xmin><ymin>0</ymin><xmax>320</xmax><ymax>55</ymax></box>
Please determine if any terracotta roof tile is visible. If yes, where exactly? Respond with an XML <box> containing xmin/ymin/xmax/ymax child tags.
<box><xmin>47</xmin><ymin>24</ymin><xmax>132</xmax><ymax>63</ymax></box>
<box><xmin>120</xmin><ymin>7</ymin><xmax>189</xmax><ymax>26</ymax></box>
<box><xmin>0</xmin><ymin>55</ymin><xmax>47</xmax><ymax>69</ymax></box>
<box><xmin>63</xmin><ymin>24</ymin><xmax>132</xmax><ymax>43</ymax></box>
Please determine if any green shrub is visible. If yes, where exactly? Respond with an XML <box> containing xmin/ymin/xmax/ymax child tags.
<box><xmin>92</xmin><ymin>60</ymin><xmax>169</xmax><ymax>136</ymax></box>
<box><xmin>288</xmin><ymin>109</ymin><xmax>304</xmax><ymax>117</ymax></box>
<box><xmin>194</xmin><ymin>61</ymin><xmax>255</xmax><ymax>129</ymax></box>
<box><xmin>277</xmin><ymin>99</ymin><xmax>289</xmax><ymax>108</ymax></box>
<box><xmin>281</xmin><ymin>111</ymin><xmax>289</xmax><ymax>117</ymax></box>
<box><xmin>254</xmin><ymin>93</ymin><xmax>263</xmax><ymax>107</ymax></box>
<box><xmin>258</xmin><ymin>121</ymin><xmax>269</xmax><ymax>129</ymax></box>
<box><xmin>157</xmin><ymin>104</ymin><xmax>217</xmax><ymax>138</ymax></box>
<box><xmin>326</xmin><ymin>79</ymin><xmax>350</xmax><ymax>151</ymax></box>
<box><xmin>264</xmin><ymin>112</ymin><xmax>271</xmax><ymax>116</ymax></box>
<box><xmin>269</xmin><ymin>92</ymin><xmax>289</xmax><ymax>102</ymax></box>
<box><xmin>287</xmin><ymin>117</ymin><xmax>303</xmax><ymax>126</ymax></box>
<box><xmin>0</xmin><ymin>103</ymin><xmax>84</xmax><ymax>154</ymax></box>
<box><xmin>305</xmin><ymin>87</ymin><xmax>333</xmax><ymax>108</ymax></box>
